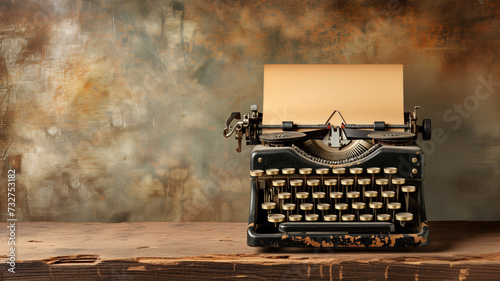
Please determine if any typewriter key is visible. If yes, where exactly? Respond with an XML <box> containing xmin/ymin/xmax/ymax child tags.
<box><xmin>299</xmin><ymin>168</ymin><xmax>312</xmax><ymax>192</ymax></box>
<box><xmin>382</xmin><ymin>191</ymin><xmax>395</xmax><ymax>212</ymax></box>
<box><xmin>307</xmin><ymin>179</ymin><xmax>320</xmax><ymax>201</ymax></box>
<box><xmin>300</xmin><ymin>203</ymin><xmax>314</xmax><ymax>216</ymax></box>
<box><xmin>401</xmin><ymin>185</ymin><xmax>416</xmax><ymax>212</ymax></box>
<box><xmin>358</xmin><ymin>178</ymin><xmax>371</xmax><ymax>200</ymax></box>
<box><xmin>376</xmin><ymin>178</ymin><xmax>389</xmax><ymax>201</ymax></box>
<box><xmin>312</xmin><ymin>192</ymin><xmax>325</xmax><ymax>213</ymax></box>
<box><xmin>262</xmin><ymin>202</ymin><xmax>277</xmax><ymax>216</ymax></box>
<box><xmin>346</xmin><ymin>191</ymin><xmax>360</xmax><ymax>207</ymax></box>
<box><xmin>341</xmin><ymin>178</ymin><xmax>354</xmax><ymax>194</ymax></box>
<box><xmin>278</xmin><ymin>192</ymin><xmax>292</xmax><ymax>212</ymax></box>
<box><xmin>282</xmin><ymin>168</ymin><xmax>295</xmax><ymax>192</ymax></box>
<box><xmin>377</xmin><ymin>214</ymin><xmax>391</xmax><ymax>222</ymax></box>
<box><xmin>250</xmin><ymin>170</ymin><xmax>264</xmax><ymax>177</ymax></box>
<box><xmin>250</xmin><ymin>170</ymin><xmax>264</xmax><ymax>200</ymax></box>
<box><xmin>369</xmin><ymin>202</ymin><xmax>383</xmax><ymax>217</ymax></box>
<box><xmin>352</xmin><ymin>202</ymin><xmax>365</xmax><ymax>221</ymax></box>
<box><xmin>366</xmin><ymin>167</ymin><xmax>379</xmax><ymax>191</ymax></box>
<box><xmin>268</xmin><ymin>213</ymin><xmax>285</xmax><ymax>227</ymax></box>
<box><xmin>289</xmin><ymin>214</ymin><xmax>302</xmax><ymax>222</ymax></box>
<box><xmin>387</xmin><ymin>202</ymin><xmax>402</xmax><ymax>222</ymax></box>
<box><xmin>324</xmin><ymin>214</ymin><xmax>337</xmax><ymax>222</ymax></box>
<box><xmin>392</xmin><ymin>178</ymin><xmax>405</xmax><ymax>200</ymax></box>
<box><xmin>335</xmin><ymin>203</ymin><xmax>348</xmax><ymax>220</ymax></box>
<box><xmin>266</xmin><ymin>169</ymin><xmax>280</xmax><ymax>176</ymax></box>
<box><xmin>350</xmin><ymin>168</ymin><xmax>363</xmax><ymax>191</ymax></box>
<box><xmin>317</xmin><ymin>203</ymin><xmax>330</xmax><ymax>220</ymax></box>
<box><xmin>329</xmin><ymin>192</ymin><xmax>343</xmax><ymax>210</ymax></box>
<box><xmin>364</xmin><ymin>190</ymin><xmax>378</xmax><ymax>203</ymax></box>
<box><xmin>324</xmin><ymin>178</ymin><xmax>338</xmax><ymax>203</ymax></box>
<box><xmin>332</xmin><ymin>167</ymin><xmax>346</xmax><ymax>190</ymax></box>
<box><xmin>384</xmin><ymin>167</ymin><xmax>397</xmax><ymax>189</ymax></box>
<box><xmin>283</xmin><ymin>203</ymin><xmax>296</xmax><ymax>221</ymax></box>
<box><xmin>273</xmin><ymin>179</ymin><xmax>286</xmax><ymax>194</ymax></box>
<box><xmin>360</xmin><ymin>214</ymin><xmax>373</xmax><ymax>222</ymax></box>
<box><xmin>316</xmin><ymin>168</ymin><xmax>329</xmax><ymax>192</ymax></box>
<box><xmin>305</xmin><ymin>214</ymin><xmax>319</xmax><ymax>222</ymax></box>
<box><xmin>290</xmin><ymin>179</ymin><xmax>303</xmax><ymax>200</ymax></box>
<box><xmin>342</xmin><ymin>214</ymin><xmax>355</xmax><ymax>222</ymax></box>
<box><xmin>395</xmin><ymin>212</ymin><xmax>413</xmax><ymax>227</ymax></box>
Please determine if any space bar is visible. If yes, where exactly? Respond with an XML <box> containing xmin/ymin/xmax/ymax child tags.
<box><xmin>278</xmin><ymin>222</ymin><xmax>395</xmax><ymax>233</ymax></box>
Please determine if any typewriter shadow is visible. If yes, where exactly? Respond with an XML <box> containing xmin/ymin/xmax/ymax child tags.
<box><xmin>257</xmin><ymin>222</ymin><xmax>498</xmax><ymax>255</ymax></box>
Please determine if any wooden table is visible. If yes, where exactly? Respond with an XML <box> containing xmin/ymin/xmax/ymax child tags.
<box><xmin>1</xmin><ymin>221</ymin><xmax>500</xmax><ymax>280</ymax></box>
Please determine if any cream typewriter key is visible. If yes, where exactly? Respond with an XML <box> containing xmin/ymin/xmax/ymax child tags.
<box><xmin>382</xmin><ymin>191</ymin><xmax>395</xmax><ymax>212</ymax></box>
<box><xmin>377</xmin><ymin>214</ymin><xmax>391</xmax><ymax>222</ymax></box>
<box><xmin>335</xmin><ymin>203</ymin><xmax>348</xmax><ymax>221</ymax></box>
<box><xmin>395</xmin><ymin>212</ymin><xmax>413</xmax><ymax>227</ymax></box>
<box><xmin>341</xmin><ymin>178</ymin><xmax>354</xmax><ymax>193</ymax></box>
<box><xmin>324</xmin><ymin>214</ymin><xmax>337</xmax><ymax>222</ymax></box>
<box><xmin>364</xmin><ymin>190</ymin><xmax>378</xmax><ymax>203</ymax></box>
<box><xmin>352</xmin><ymin>202</ymin><xmax>366</xmax><ymax>221</ymax></box>
<box><xmin>250</xmin><ymin>170</ymin><xmax>265</xmax><ymax>201</ymax></box>
<box><xmin>369</xmin><ymin>202</ymin><xmax>383</xmax><ymax>217</ymax></box>
<box><xmin>266</xmin><ymin>168</ymin><xmax>280</xmax><ymax>176</ymax></box>
<box><xmin>350</xmin><ymin>168</ymin><xmax>363</xmax><ymax>191</ymax></box>
<box><xmin>376</xmin><ymin>178</ymin><xmax>389</xmax><ymax>201</ymax></box>
<box><xmin>384</xmin><ymin>167</ymin><xmax>397</xmax><ymax>189</ymax></box>
<box><xmin>268</xmin><ymin>213</ymin><xmax>285</xmax><ymax>228</ymax></box>
<box><xmin>392</xmin><ymin>178</ymin><xmax>405</xmax><ymax>200</ymax></box>
<box><xmin>290</xmin><ymin>179</ymin><xmax>303</xmax><ymax>202</ymax></box>
<box><xmin>346</xmin><ymin>191</ymin><xmax>360</xmax><ymax>207</ymax></box>
<box><xmin>329</xmin><ymin>192</ymin><xmax>343</xmax><ymax>210</ymax></box>
<box><xmin>296</xmin><ymin>191</ymin><xmax>309</xmax><ymax>211</ymax></box>
<box><xmin>300</xmin><ymin>203</ymin><xmax>314</xmax><ymax>216</ymax></box>
<box><xmin>312</xmin><ymin>192</ymin><xmax>325</xmax><ymax>213</ymax></box>
<box><xmin>358</xmin><ymin>178</ymin><xmax>371</xmax><ymax>200</ymax></box>
<box><xmin>250</xmin><ymin>170</ymin><xmax>264</xmax><ymax>177</ymax></box>
<box><xmin>289</xmin><ymin>214</ymin><xmax>302</xmax><ymax>222</ymax></box>
<box><xmin>306</xmin><ymin>214</ymin><xmax>319</xmax><ymax>222</ymax></box>
<box><xmin>401</xmin><ymin>185</ymin><xmax>416</xmax><ymax>212</ymax></box>
<box><xmin>332</xmin><ymin>167</ymin><xmax>346</xmax><ymax>190</ymax></box>
<box><xmin>342</xmin><ymin>214</ymin><xmax>355</xmax><ymax>222</ymax></box>
<box><xmin>307</xmin><ymin>179</ymin><xmax>320</xmax><ymax>200</ymax></box>
<box><xmin>273</xmin><ymin>179</ymin><xmax>286</xmax><ymax>194</ymax></box>
<box><xmin>282</xmin><ymin>203</ymin><xmax>296</xmax><ymax>222</ymax></box>
<box><xmin>317</xmin><ymin>203</ymin><xmax>330</xmax><ymax>220</ymax></box>
<box><xmin>387</xmin><ymin>202</ymin><xmax>402</xmax><ymax>222</ymax></box>
<box><xmin>261</xmin><ymin>202</ymin><xmax>276</xmax><ymax>216</ymax></box>
<box><xmin>278</xmin><ymin>192</ymin><xmax>291</xmax><ymax>212</ymax></box>
<box><xmin>299</xmin><ymin>168</ymin><xmax>313</xmax><ymax>192</ymax></box>
<box><xmin>367</xmin><ymin>167</ymin><xmax>381</xmax><ymax>190</ymax></box>
<box><xmin>282</xmin><ymin>168</ymin><xmax>295</xmax><ymax>192</ymax></box>
<box><xmin>360</xmin><ymin>214</ymin><xmax>373</xmax><ymax>222</ymax></box>
<box><xmin>316</xmin><ymin>168</ymin><xmax>329</xmax><ymax>192</ymax></box>
<box><xmin>324</xmin><ymin>178</ymin><xmax>338</xmax><ymax>203</ymax></box>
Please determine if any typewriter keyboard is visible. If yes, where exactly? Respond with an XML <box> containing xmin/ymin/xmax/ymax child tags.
<box><xmin>250</xmin><ymin>167</ymin><xmax>418</xmax><ymax>230</ymax></box>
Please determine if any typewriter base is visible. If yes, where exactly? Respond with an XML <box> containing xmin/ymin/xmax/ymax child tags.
<box><xmin>248</xmin><ymin>221</ymin><xmax>428</xmax><ymax>247</ymax></box>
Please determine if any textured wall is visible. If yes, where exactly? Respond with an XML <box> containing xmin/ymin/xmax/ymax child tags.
<box><xmin>0</xmin><ymin>0</ymin><xmax>498</xmax><ymax>222</ymax></box>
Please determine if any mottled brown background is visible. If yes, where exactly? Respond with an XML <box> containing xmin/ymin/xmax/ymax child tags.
<box><xmin>0</xmin><ymin>0</ymin><xmax>498</xmax><ymax>222</ymax></box>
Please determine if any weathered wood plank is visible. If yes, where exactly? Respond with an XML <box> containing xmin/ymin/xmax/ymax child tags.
<box><xmin>1</xmin><ymin>221</ymin><xmax>500</xmax><ymax>280</ymax></box>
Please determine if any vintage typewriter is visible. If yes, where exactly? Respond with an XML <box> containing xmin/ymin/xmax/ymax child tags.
<box><xmin>223</xmin><ymin>65</ymin><xmax>432</xmax><ymax>247</ymax></box>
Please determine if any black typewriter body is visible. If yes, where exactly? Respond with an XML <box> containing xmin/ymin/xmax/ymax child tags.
<box><xmin>224</xmin><ymin>105</ymin><xmax>432</xmax><ymax>248</ymax></box>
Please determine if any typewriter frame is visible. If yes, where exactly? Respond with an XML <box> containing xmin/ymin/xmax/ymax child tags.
<box><xmin>224</xmin><ymin>105</ymin><xmax>431</xmax><ymax>248</ymax></box>
<box><xmin>247</xmin><ymin>145</ymin><xmax>428</xmax><ymax>247</ymax></box>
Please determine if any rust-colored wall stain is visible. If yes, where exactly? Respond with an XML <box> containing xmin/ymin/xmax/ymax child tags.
<box><xmin>0</xmin><ymin>0</ymin><xmax>498</xmax><ymax>222</ymax></box>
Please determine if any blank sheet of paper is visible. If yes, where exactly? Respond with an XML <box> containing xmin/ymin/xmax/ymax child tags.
<box><xmin>262</xmin><ymin>64</ymin><xmax>404</xmax><ymax>130</ymax></box>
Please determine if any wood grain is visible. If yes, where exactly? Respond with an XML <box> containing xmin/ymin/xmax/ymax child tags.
<box><xmin>1</xmin><ymin>221</ymin><xmax>500</xmax><ymax>280</ymax></box>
